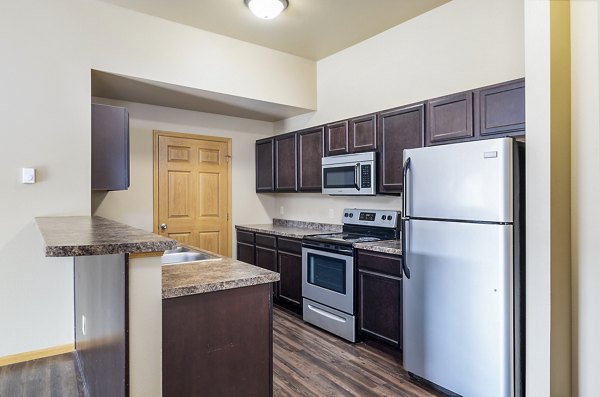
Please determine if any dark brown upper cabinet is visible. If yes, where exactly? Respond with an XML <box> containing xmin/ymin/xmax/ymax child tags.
<box><xmin>349</xmin><ymin>114</ymin><xmax>377</xmax><ymax>153</ymax></box>
<box><xmin>91</xmin><ymin>103</ymin><xmax>130</xmax><ymax>191</ymax></box>
<box><xmin>275</xmin><ymin>133</ymin><xmax>298</xmax><ymax>192</ymax></box>
<box><xmin>324</xmin><ymin>120</ymin><xmax>349</xmax><ymax>156</ymax></box>
<box><xmin>477</xmin><ymin>78</ymin><xmax>525</xmax><ymax>137</ymax></box>
<box><xmin>377</xmin><ymin>103</ymin><xmax>424</xmax><ymax>194</ymax></box>
<box><xmin>426</xmin><ymin>91</ymin><xmax>474</xmax><ymax>146</ymax></box>
<box><xmin>297</xmin><ymin>126</ymin><xmax>324</xmax><ymax>192</ymax></box>
<box><xmin>255</xmin><ymin>137</ymin><xmax>274</xmax><ymax>192</ymax></box>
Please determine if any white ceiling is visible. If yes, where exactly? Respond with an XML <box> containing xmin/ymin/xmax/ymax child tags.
<box><xmin>98</xmin><ymin>0</ymin><xmax>450</xmax><ymax>60</ymax></box>
<box><xmin>93</xmin><ymin>0</ymin><xmax>451</xmax><ymax>121</ymax></box>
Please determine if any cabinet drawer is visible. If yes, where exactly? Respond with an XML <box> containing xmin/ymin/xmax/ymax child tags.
<box><xmin>255</xmin><ymin>233</ymin><xmax>277</xmax><ymax>249</ymax></box>
<box><xmin>236</xmin><ymin>230</ymin><xmax>254</xmax><ymax>245</ymax></box>
<box><xmin>277</xmin><ymin>237</ymin><xmax>302</xmax><ymax>254</ymax></box>
<box><xmin>357</xmin><ymin>250</ymin><xmax>402</xmax><ymax>277</ymax></box>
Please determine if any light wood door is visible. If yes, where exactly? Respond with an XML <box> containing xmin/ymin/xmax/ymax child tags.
<box><xmin>156</xmin><ymin>133</ymin><xmax>231</xmax><ymax>256</ymax></box>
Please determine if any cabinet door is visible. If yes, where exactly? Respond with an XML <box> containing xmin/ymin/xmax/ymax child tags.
<box><xmin>278</xmin><ymin>251</ymin><xmax>302</xmax><ymax>309</ymax></box>
<box><xmin>325</xmin><ymin>120</ymin><xmax>349</xmax><ymax>156</ymax></box>
<box><xmin>358</xmin><ymin>269</ymin><xmax>402</xmax><ymax>348</ymax></box>
<box><xmin>255</xmin><ymin>138</ymin><xmax>274</xmax><ymax>192</ymax></box>
<box><xmin>298</xmin><ymin>126</ymin><xmax>324</xmax><ymax>192</ymax></box>
<box><xmin>426</xmin><ymin>92</ymin><xmax>474</xmax><ymax>145</ymax></box>
<box><xmin>377</xmin><ymin>104</ymin><xmax>424</xmax><ymax>194</ymax></box>
<box><xmin>237</xmin><ymin>242</ymin><xmax>255</xmax><ymax>265</ymax></box>
<box><xmin>349</xmin><ymin>114</ymin><xmax>377</xmax><ymax>153</ymax></box>
<box><xmin>275</xmin><ymin>133</ymin><xmax>298</xmax><ymax>192</ymax></box>
<box><xmin>92</xmin><ymin>103</ymin><xmax>130</xmax><ymax>190</ymax></box>
<box><xmin>477</xmin><ymin>78</ymin><xmax>525</xmax><ymax>137</ymax></box>
<box><xmin>255</xmin><ymin>246</ymin><xmax>278</xmax><ymax>296</ymax></box>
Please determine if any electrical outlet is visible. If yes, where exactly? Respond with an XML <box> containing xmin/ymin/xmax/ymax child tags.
<box><xmin>280</xmin><ymin>206</ymin><xmax>284</xmax><ymax>215</ymax></box>
<box><xmin>82</xmin><ymin>315</ymin><xmax>86</xmax><ymax>336</ymax></box>
<box><xmin>328</xmin><ymin>209</ymin><xmax>335</xmax><ymax>219</ymax></box>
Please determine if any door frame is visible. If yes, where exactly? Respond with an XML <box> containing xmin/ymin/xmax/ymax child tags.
<box><xmin>153</xmin><ymin>130</ymin><xmax>233</xmax><ymax>256</ymax></box>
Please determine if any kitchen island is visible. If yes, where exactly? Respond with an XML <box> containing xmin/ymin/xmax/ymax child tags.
<box><xmin>36</xmin><ymin>216</ymin><xmax>279</xmax><ymax>397</ymax></box>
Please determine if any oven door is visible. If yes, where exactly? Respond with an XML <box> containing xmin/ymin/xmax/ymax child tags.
<box><xmin>302</xmin><ymin>246</ymin><xmax>354</xmax><ymax>314</ymax></box>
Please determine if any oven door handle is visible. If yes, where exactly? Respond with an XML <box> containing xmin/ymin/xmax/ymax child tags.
<box><xmin>306</xmin><ymin>304</ymin><xmax>348</xmax><ymax>323</ymax></box>
<box><xmin>354</xmin><ymin>163</ymin><xmax>360</xmax><ymax>191</ymax></box>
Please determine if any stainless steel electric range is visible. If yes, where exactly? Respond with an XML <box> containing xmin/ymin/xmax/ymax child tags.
<box><xmin>301</xmin><ymin>208</ymin><xmax>400</xmax><ymax>342</ymax></box>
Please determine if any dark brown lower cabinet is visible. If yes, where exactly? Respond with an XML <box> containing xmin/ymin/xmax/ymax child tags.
<box><xmin>236</xmin><ymin>229</ymin><xmax>303</xmax><ymax>314</ymax></box>
<box><xmin>357</xmin><ymin>250</ymin><xmax>402</xmax><ymax>349</ymax></box>
<box><xmin>163</xmin><ymin>283</ymin><xmax>273</xmax><ymax>397</ymax></box>
<box><xmin>277</xmin><ymin>249</ymin><xmax>302</xmax><ymax>310</ymax></box>
<box><xmin>255</xmin><ymin>233</ymin><xmax>278</xmax><ymax>297</ymax></box>
<box><xmin>237</xmin><ymin>242</ymin><xmax>255</xmax><ymax>265</ymax></box>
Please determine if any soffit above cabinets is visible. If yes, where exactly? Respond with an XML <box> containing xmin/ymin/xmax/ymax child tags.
<box><xmin>91</xmin><ymin>70</ymin><xmax>312</xmax><ymax>122</ymax></box>
<box><xmin>97</xmin><ymin>0</ymin><xmax>450</xmax><ymax>60</ymax></box>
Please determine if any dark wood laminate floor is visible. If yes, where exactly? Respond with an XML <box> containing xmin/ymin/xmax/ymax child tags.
<box><xmin>0</xmin><ymin>352</ymin><xmax>85</xmax><ymax>397</ymax></box>
<box><xmin>1</xmin><ymin>308</ymin><xmax>441</xmax><ymax>397</ymax></box>
<box><xmin>273</xmin><ymin>307</ymin><xmax>443</xmax><ymax>397</ymax></box>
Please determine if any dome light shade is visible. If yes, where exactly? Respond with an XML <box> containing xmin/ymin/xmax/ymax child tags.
<box><xmin>245</xmin><ymin>0</ymin><xmax>288</xmax><ymax>20</ymax></box>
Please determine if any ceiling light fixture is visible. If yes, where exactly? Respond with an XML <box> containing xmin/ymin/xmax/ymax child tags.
<box><xmin>245</xmin><ymin>0</ymin><xmax>288</xmax><ymax>20</ymax></box>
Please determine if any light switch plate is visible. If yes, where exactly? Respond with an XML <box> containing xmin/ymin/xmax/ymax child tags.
<box><xmin>22</xmin><ymin>168</ymin><xmax>35</xmax><ymax>184</ymax></box>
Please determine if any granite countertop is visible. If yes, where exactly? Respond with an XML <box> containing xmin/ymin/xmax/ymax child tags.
<box><xmin>236</xmin><ymin>218</ymin><xmax>402</xmax><ymax>254</ymax></box>
<box><xmin>236</xmin><ymin>218</ymin><xmax>342</xmax><ymax>239</ymax></box>
<box><xmin>162</xmin><ymin>254</ymin><xmax>280</xmax><ymax>299</ymax></box>
<box><xmin>36</xmin><ymin>216</ymin><xmax>176</xmax><ymax>257</ymax></box>
<box><xmin>353</xmin><ymin>239</ymin><xmax>402</xmax><ymax>255</ymax></box>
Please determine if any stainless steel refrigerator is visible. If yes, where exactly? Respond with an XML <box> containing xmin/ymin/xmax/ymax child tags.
<box><xmin>402</xmin><ymin>138</ymin><xmax>525</xmax><ymax>396</ymax></box>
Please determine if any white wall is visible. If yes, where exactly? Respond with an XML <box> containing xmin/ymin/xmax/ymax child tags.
<box><xmin>571</xmin><ymin>1</ymin><xmax>600</xmax><ymax>395</ymax></box>
<box><xmin>273</xmin><ymin>0</ymin><xmax>524</xmax><ymax>224</ymax></box>
<box><xmin>0</xmin><ymin>0</ymin><xmax>315</xmax><ymax>357</ymax></box>
<box><xmin>91</xmin><ymin>99</ymin><xmax>275</xmax><ymax>257</ymax></box>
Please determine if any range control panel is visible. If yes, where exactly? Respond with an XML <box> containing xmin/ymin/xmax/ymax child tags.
<box><xmin>342</xmin><ymin>208</ymin><xmax>400</xmax><ymax>228</ymax></box>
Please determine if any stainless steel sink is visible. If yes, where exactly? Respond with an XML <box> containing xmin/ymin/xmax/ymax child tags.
<box><xmin>161</xmin><ymin>246</ymin><xmax>222</xmax><ymax>265</ymax></box>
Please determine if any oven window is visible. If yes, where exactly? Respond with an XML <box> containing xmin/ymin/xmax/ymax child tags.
<box><xmin>307</xmin><ymin>252</ymin><xmax>346</xmax><ymax>294</ymax></box>
<box><xmin>323</xmin><ymin>166</ymin><xmax>355</xmax><ymax>189</ymax></box>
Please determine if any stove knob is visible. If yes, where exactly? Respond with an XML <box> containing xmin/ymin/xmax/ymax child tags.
<box><xmin>387</xmin><ymin>215</ymin><xmax>393</xmax><ymax>221</ymax></box>
<box><xmin>344</xmin><ymin>212</ymin><xmax>348</xmax><ymax>218</ymax></box>
<box><xmin>349</xmin><ymin>213</ymin><xmax>353</xmax><ymax>218</ymax></box>
<box><xmin>381</xmin><ymin>215</ymin><xmax>386</xmax><ymax>220</ymax></box>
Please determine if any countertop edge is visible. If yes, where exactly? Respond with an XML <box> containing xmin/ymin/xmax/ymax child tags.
<box><xmin>353</xmin><ymin>240</ymin><xmax>402</xmax><ymax>255</ymax></box>
<box><xmin>36</xmin><ymin>216</ymin><xmax>177</xmax><ymax>257</ymax></box>
<box><xmin>162</xmin><ymin>272</ymin><xmax>280</xmax><ymax>299</ymax></box>
<box><xmin>234</xmin><ymin>225</ymin><xmax>313</xmax><ymax>239</ymax></box>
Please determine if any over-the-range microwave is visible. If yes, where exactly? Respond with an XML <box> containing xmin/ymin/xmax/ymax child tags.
<box><xmin>321</xmin><ymin>152</ymin><xmax>376</xmax><ymax>196</ymax></box>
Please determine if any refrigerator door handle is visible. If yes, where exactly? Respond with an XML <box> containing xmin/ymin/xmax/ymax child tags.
<box><xmin>402</xmin><ymin>157</ymin><xmax>411</xmax><ymax>279</ymax></box>
<box><xmin>402</xmin><ymin>157</ymin><xmax>411</xmax><ymax>216</ymax></box>
<box><xmin>402</xmin><ymin>219</ymin><xmax>411</xmax><ymax>279</ymax></box>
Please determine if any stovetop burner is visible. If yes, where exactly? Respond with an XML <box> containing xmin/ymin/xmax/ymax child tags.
<box><xmin>303</xmin><ymin>209</ymin><xmax>401</xmax><ymax>248</ymax></box>
<box><xmin>309</xmin><ymin>233</ymin><xmax>383</xmax><ymax>244</ymax></box>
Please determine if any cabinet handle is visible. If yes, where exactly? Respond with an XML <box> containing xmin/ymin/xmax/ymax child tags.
<box><xmin>160</xmin><ymin>223</ymin><xmax>167</xmax><ymax>231</ymax></box>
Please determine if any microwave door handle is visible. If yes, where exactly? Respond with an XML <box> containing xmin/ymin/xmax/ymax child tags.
<box><xmin>354</xmin><ymin>163</ymin><xmax>360</xmax><ymax>190</ymax></box>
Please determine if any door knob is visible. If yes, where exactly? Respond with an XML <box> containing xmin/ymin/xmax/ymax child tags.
<box><xmin>160</xmin><ymin>223</ymin><xmax>167</xmax><ymax>231</ymax></box>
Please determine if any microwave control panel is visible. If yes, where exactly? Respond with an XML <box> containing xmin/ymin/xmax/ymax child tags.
<box><xmin>361</xmin><ymin>165</ymin><xmax>371</xmax><ymax>188</ymax></box>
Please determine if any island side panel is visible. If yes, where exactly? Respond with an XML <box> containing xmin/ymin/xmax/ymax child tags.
<box><xmin>74</xmin><ymin>254</ymin><xmax>127</xmax><ymax>397</ymax></box>
<box><xmin>162</xmin><ymin>283</ymin><xmax>273</xmax><ymax>397</ymax></box>
<box><xmin>128</xmin><ymin>255</ymin><xmax>163</xmax><ymax>397</ymax></box>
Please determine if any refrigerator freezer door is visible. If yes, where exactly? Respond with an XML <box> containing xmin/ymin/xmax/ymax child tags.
<box><xmin>403</xmin><ymin>219</ymin><xmax>513</xmax><ymax>397</ymax></box>
<box><xmin>403</xmin><ymin>138</ymin><xmax>513</xmax><ymax>223</ymax></box>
